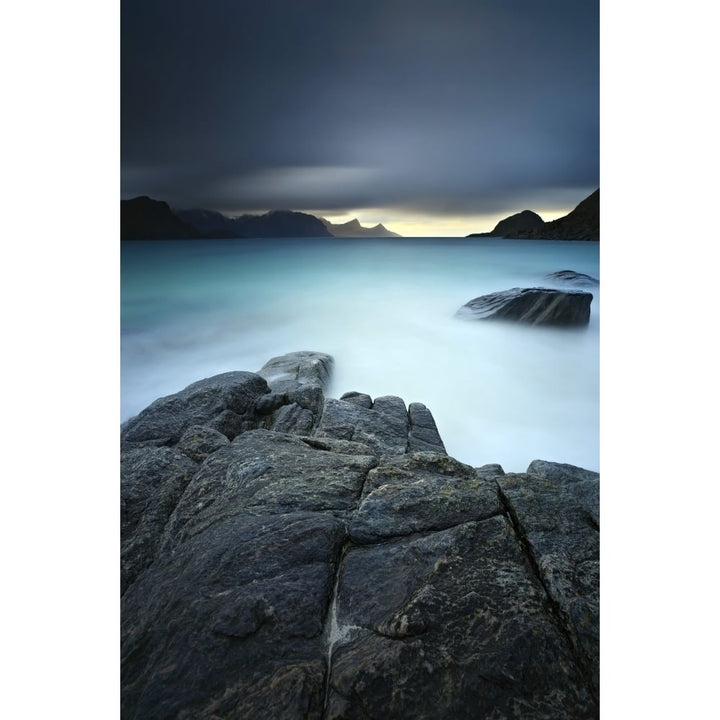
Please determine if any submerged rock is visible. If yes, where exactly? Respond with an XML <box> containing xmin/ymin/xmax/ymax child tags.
<box><xmin>457</xmin><ymin>287</ymin><xmax>593</xmax><ymax>327</ymax></box>
<box><xmin>121</xmin><ymin>353</ymin><xmax>599</xmax><ymax>719</ymax></box>
<box><xmin>545</xmin><ymin>270</ymin><xmax>599</xmax><ymax>287</ymax></box>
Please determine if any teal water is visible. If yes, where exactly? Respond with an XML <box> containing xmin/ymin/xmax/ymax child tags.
<box><xmin>121</xmin><ymin>237</ymin><xmax>599</xmax><ymax>472</ymax></box>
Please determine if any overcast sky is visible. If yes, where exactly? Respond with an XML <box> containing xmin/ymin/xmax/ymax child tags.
<box><xmin>121</xmin><ymin>0</ymin><xmax>598</xmax><ymax>235</ymax></box>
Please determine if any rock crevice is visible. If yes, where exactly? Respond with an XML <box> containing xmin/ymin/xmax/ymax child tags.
<box><xmin>121</xmin><ymin>352</ymin><xmax>599</xmax><ymax>719</ymax></box>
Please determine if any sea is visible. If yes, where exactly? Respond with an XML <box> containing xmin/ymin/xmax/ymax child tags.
<box><xmin>121</xmin><ymin>237</ymin><xmax>599</xmax><ymax>473</ymax></box>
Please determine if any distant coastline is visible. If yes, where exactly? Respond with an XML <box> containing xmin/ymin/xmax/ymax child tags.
<box><xmin>121</xmin><ymin>189</ymin><xmax>598</xmax><ymax>242</ymax></box>
<box><xmin>466</xmin><ymin>189</ymin><xmax>599</xmax><ymax>241</ymax></box>
<box><xmin>121</xmin><ymin>196</ymin><xmax>401</xmax><ymax>241</ymax></box>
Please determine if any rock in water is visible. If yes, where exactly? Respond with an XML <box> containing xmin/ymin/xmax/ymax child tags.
<box><xmin>457</xmin><ymin>287</ymin><xmax>593</xmax><ymax>327</ymax></box>
<box><xmin>545</xmin><ymin>270</ymin><xmax>599</xmax><ymax>287</ymax></box>
<box><xmin>121</xmin><ymin>353</ymin><xmax>599</xmax><ymax>719</ymax></box>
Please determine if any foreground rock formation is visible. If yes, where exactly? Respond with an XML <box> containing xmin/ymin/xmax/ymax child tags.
<box><xmin>121</xmin><ymin>351</ymin><xmax>599</xmax><ymax>719</ymax></box>
<box><xmin>456</xmin><ymin>287</ymin><xmax>593</xmax><ymax>327</ymax></box>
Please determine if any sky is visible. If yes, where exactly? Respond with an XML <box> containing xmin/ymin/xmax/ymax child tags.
<box><xmin>121</xmin><ymin>0</ymin><xmax>598</xmax><ymax>236</ymax></box>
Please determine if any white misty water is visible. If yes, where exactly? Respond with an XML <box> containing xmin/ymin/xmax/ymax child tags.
<box><xmin>121</xmin><ymin>238</ymin><xmax>599</xmax><ymax>472</ymax></box>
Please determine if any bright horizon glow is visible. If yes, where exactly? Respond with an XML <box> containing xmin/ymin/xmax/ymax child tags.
<box><xmin>312</xmin><ymin>206</ymin><xmax>575</xmax><ymax>237</ymax></box>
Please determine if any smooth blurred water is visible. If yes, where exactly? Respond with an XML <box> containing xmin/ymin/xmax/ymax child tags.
<box><xmin>121</xmin><ymin>237</ymin><xmax>599</xmax><ymax>472</ymax></box>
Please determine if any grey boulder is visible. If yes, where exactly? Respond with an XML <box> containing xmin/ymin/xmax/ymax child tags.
<box><xmin>258</xmin><ymin>350</ymin><xmax>333</xmax><ymax>392</ymax></box>
<box><xmin>456</xmin><ymin>287</ymin><xmax>593</xmax><ymax>327</ymax></box>
<box><xmin>545</xmin><ymin>270</ymin><xmax>599</xmax><ymax>287</ymax></box>
<box><xmin>121</xmin><ymin>371</ymin><xmax>269</xmax><ymax>445</ymax></box>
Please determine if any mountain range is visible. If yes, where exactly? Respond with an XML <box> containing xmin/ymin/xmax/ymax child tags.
<box><xmin>121</xmin><ymin>197</ymin><xmax>401</xmax><ymax>240</ymax></box>
<box><xmin>467</xmin><ymin>189</ymin><xmax>599</xmax><ymax>241</ymax></box>
<box><xmin>320</xmin><ymin>217</ymin><xmax>400</xmax><ymax>238</ymax></box>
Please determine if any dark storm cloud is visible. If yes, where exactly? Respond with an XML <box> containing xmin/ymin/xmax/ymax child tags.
<box><xmin>121</xmin><ymin>0</ymin><xmax>598</xmax><ymax>216</ymax></box>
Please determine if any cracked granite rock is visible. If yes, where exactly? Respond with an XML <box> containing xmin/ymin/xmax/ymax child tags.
<box><xmin>121</xmin><ymin>353</ymin><xmax>599</xmax><ymax>719</ymax></box>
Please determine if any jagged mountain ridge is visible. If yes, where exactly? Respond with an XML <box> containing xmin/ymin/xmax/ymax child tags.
<box><xmin>121</xmin><ymin>196</ymin><xmax>402</xmax><ymax>239</ymax></box>
<box><xmin>178</xmin><ymin>208</ymin><xmax>334</xmax><ymax>238</ymax></box>
<box><xmin>320</xmin><ymin>216</ymin><xmax>401</xmax><ymax>238</ymax></box>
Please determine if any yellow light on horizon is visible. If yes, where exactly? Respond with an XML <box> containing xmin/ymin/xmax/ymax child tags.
<box><xmin>307</xmin><ymin>206</ymin><xmax>575</xmax><ymax>238</ymax></box>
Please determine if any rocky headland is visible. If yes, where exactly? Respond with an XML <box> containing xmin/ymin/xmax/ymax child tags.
<box><xmin>121</xmin><ymin>196</ymin><xmax>204</xmax><ymax>240</ymax></box>
<box><xmin>466</xmin><ymin>189</ymin><xmax>599</xmax><ymax>241</ymax></box>
<box><xmin>467</xmin><ymin>209</ymin><xmax>545</xmax><ymax>238</ymax></box>
<box><xmin>121</xmin><ymin>351</ymin><xmax>599</xmax><ymax>719</ymax></box>
<box><xmin>515</xmin><ymin>190</ymin><xmax>599</xmax><ymax>241</ymax></box>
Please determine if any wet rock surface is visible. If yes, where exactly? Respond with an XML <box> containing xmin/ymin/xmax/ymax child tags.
<box><xmin>258</xmin><ymin>350</ymin><xmax>333</xmax><ymax>393</ymax></box>
<box><xmin>545</xmin><ymin>269</ymin><xmax>599</xmax><ymax>287</ymax></box>
<box><xmin>121</xmin><ymin>371</ymin><xmax>270</xmax><ymax>445</ymax></box>
<box><xmin>497</xmin><ymin>463</ymin><xmax>600</xmax><ymax>698</ymax></box>
<box><xmin>316</xmin><ymin>395</ymin><xmax>412</xmax><ymax>459</ymax></box>
<box><xmin>457</xmin><ymin>287</ymin><xmax>593</xmax><ymax>327</ymax></box>
<box><xmin>328</xmin><ymin>517</ymin><xmax>593</xmax><ymax>720</ymax></box>
<box><xmin>121</xmin><ymin>352</ymin><xmax>599</xmax><ymax>719</ymax></box>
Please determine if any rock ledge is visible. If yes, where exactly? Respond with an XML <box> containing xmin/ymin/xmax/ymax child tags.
<box><xmin>121</xmin><ymin>352</ymin><xmax>599</xmax><ymax>719</ymax></box>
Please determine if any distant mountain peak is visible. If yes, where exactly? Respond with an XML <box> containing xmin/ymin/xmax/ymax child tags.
<box><xmin>467</xmin><ymin>209</ymin><xmax>544</xmax><ymax>238</ymax></box>
<box><xmin>514</xmin><ymin>189</ymin><xmax>599</xmax><ymax>241</ymax></box>
<box><xmin>175</xmin><ymin>206</ymin><xmax>332</xmax><ymax>238</ymax></box>
<box><xmin>322</xmin><ymin>217</ymin><xmax>401</xmax><ymax>237</ymax></box>
<box><xmin>121</xmin><ymin>196</ymin><xmax>203</xmax><ymax>240</ymax></box>
<box><xmin>124</xmin><ymin>199</ymin><xmax>402</xmax><ymax>239</ymax></box>
<box><xmin>466</xmin><ymin>190</ymin><xmax>599</xmax><ymax>241</ymax></box>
